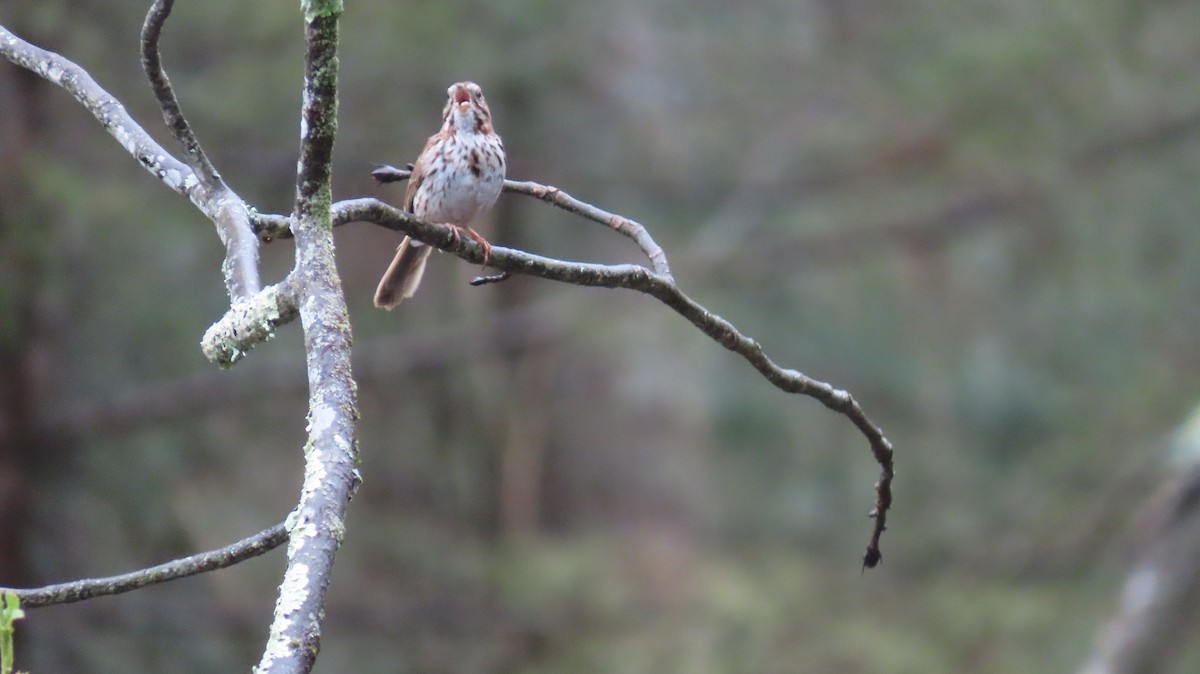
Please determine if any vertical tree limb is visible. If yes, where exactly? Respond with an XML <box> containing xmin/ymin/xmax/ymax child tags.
<box><xmin>255</xmin><ymin>2</ymin><xmax>356</xmax><ymax>673</ymax></box>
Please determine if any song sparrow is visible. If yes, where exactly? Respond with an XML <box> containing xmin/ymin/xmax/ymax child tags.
<box><xmin>373</xmin><ymin>81</ymin><xmax>507</xmax><ymax>309</ymax></box>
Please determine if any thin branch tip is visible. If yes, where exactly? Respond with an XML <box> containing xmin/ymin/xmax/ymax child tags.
<box><xmin>326</xmin><ymin>174</ymin><xmax>895</xmax><ymax>564</ymax></box>
<box><xmin>6</xmin><ymin>522</ymin><xmax>288</xmax><ymax>608</ymax></box>
<box><xmin>141</xmin><ymin>0</ymin><xmax>220</xmax><ymax>185</ymax></box>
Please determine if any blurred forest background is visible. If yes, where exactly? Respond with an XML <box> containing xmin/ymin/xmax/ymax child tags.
<box><xmin>2</xmin><ymin>0</ymin><xmax>1200</xmax><ymax>672</ymax></box>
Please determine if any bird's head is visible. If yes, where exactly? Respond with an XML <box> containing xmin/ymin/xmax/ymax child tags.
<box><xmin>442</xmin><ymin>81</ymin><xmax>494</xmax><ymax>135</ymax></box>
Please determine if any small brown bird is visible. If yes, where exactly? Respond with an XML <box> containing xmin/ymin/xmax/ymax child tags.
<box><xmin>374</xmin><ymin>81</ymin><xmax>507</xmax><ymax>309</ymax></box>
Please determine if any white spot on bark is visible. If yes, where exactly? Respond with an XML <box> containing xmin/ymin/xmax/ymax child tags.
<box><xmin>291</xmin><ymin>519</ymin><xmax>320</xmax><ymax>546</ymax></box>
<box><xmin>309</xmin><ymin>403</ymin><xmax>335</xmax><ymax>435</ymax></box>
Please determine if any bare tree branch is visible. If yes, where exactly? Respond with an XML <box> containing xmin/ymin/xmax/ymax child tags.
<box><xmin>141</xmin><ymin>0</ymin><xmax>221</xmax><ymax>187</ymax></box>
<box><xmin>0</xmin><ymin>21</ymin><xmax>261</xmax><ymax>302</ymax></box>
<box><xmin>283</xmin><ymin>197</ymin><xmax>895</xmax><ymax>566</ymax></box>
<box><xmin>0</xmin><ymin>522</ymin><xmax>287</xmax><ymax>608</ymax></box>
<box><xmin>4</xmin><ymin>11</ymin><xmax>895</xmax><ymax>673</ymax></box>
<box><xmin>253</xmin><ymin>187</ymin><xmax>898</xmax><ymax>565</ymax></box>
<box><xmin>255</xmin><ymin>2</ymin><xmax>358</xmax><ymax>673</ymax></box>
<box><xmin>140</xmin><ymin>0</ymin><xmax>261</xmax><ymax>301</ymax></box>
<box><xmin>0</xmin><ymin>24</ymin><xmax>197</xmax><ymax>196</ymax></box>
<box><xmin>367</xmin><ymin>165</ymin><xmax>671</xmax><ymax>276</ymax></box>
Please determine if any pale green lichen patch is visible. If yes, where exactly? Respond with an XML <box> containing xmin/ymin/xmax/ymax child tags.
<box><xmin>254</xmin><ymin>561</ymin><xmax>311</xmax><ymax>672</ymax></box>
<box><xmin>201</xmin><ymin>283</ymin><xmax>297</xmax><ymax>367</ymax></box>
<box><xmin>327</xmin><ymin>515</ymin><xmax>345</xmax><ymax>545</ymax></box>
<box><xmin>300</xmin><ymin>456</ymin><xmax>329</xmax><ymax>505</ymax></box>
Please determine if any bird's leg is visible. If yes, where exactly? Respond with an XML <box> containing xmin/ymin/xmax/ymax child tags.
<box><xmin>451</xmin><ymin>225</ymin><xmax>492</xmax><ymax>268</ymax></box>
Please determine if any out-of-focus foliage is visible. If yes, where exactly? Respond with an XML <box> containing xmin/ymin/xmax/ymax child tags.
<box><xmin>2</xmin><ymin>0</ymin><xmax>1199</xmax><ymax>671</ymax></box>
<box><xmin>0</xmin><ymin>591</ymin><xmax>25</xmax><ymax>674</ymax></box>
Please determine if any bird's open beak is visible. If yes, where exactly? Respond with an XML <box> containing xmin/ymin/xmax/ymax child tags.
<box><xmin>452</xmin><ymin>85</ymin><xmax>470</xmax><ymax>108</ymax></box>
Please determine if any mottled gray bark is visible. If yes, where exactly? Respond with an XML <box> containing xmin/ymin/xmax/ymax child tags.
<box><xmin>254</xmin><ymin>3</ymin><xmax>357</xmax><ymax>673</ymax></box>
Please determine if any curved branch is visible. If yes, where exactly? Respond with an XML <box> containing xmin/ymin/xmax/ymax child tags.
<box><xmin>140</xmin><ymin>0</ymin><xmax>221</xmax><ymax>187</ymax></box>
<box><xmin>0</xmin><ymin>20</ymin><xmax>260</xmax><ymax>301</ymax></box>
<box><xmin>0</xmin><ymin>23</ymin><xmax>196</xmax><ymax>196</ymax></box>
<box><xmin>314</xmin><ymin>198</ymin><xmax>895</xmax><ymax>566</ymax></box>
<box><xmin>139</xmin><ymin>1</ymin><xmax>261</xmax><ymax>301</ymax></box>
<box><xmin>1</xmin><ymin>522</ymin><xmax>288</xmax><ymax>608</ymax></box>
<box><xmin>367</xmin><ymin>165</ymin><xmax>671</xmax><ymax>276</ymax></box>
<box><xmin>505</xmin><ymin>178</ymin><xmax>672</xmax><ymax>277</ymax></box>
<box><xmin>201</xmin><ymin>276</ymin><xmax>301</xmax><ymax>368</ymax></box>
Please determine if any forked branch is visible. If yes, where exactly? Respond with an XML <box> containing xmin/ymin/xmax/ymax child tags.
<box><xmin>140</xmin><ymin>0</ymin><xmax>261</xmax><ymax>300</ymax></box>
<box><xmin>141</xmin><ymin>0</ymin><xmax>222</xmax><ymax>186</ymax></box>
<box><xmin>0</xmin><ymin>15</ymin><xmax>260</xmax><ymax>303</ymax></box>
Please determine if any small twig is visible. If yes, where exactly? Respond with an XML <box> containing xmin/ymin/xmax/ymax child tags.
<box><xmin>470</xmin><ymin>271</ymin><xmax>512</xmax><ymax>286</ymax></box>
<box><xmin>1</xmin><ymin>522</ymin><xmax>288</xmax><ymax>608</ymax></box>
<box><xmin>369</xmin><ymin>164</ymin><xmax>408</xmax><ymax>183</ymax></box>
<box><xmin>504</xmin><ymin>178</ymin><xmax>671</xmax><ymax>277</ymax></box>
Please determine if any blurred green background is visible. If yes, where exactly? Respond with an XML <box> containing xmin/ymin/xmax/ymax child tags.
<box><xmin>2</xmin><ymin>0</ymin><xmax>1200</xmax><ymax>672</ymax></box>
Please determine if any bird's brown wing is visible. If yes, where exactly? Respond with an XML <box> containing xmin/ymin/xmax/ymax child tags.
<box><xmin>403</xmin><ymin>135</ymin><xmax>437</xmax><ymax>212</ymax></box>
